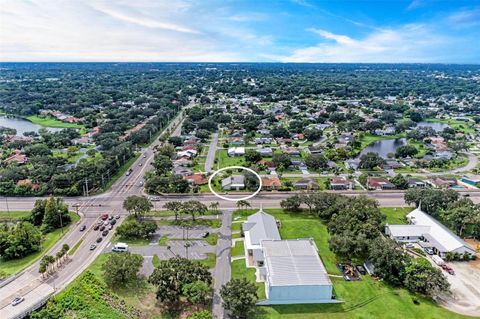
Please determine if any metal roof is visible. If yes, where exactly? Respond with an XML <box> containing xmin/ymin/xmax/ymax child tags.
<box><xmin>262</xmin><ymin>239</ymin><xmax>332</xmax><ymax>287</ymax></box>
<box><xmin>387</xmin><ymin>224</ymin><xmax>430</xmax><ymax>237</ymax></box>
<box><xmin>243</xmin><ymin>210</ymin><xmax>280</xmax><ymax>246</ymax></box>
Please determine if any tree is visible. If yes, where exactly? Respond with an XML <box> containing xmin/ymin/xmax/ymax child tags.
<box><xmin>304</xmin><ymin>128</ymin><xmax>322</xmax><ymax>141</ymax></box>
<box><xmin>304</xmin><ymin>154</ymin><xmax>328</xmax><ymax>170</ymax></box>
<box><xmin>390</xmin><ymin>174</ymin><xmax>408</xmax><ymax>189</ymax></box>
<box><xmin>368</xmin><ymin>238</ymin><xmax>408</xmax><ymax>286</ymax></box>
<box><xmin>41</xmin><ymin>197</ymin><xmax>71</xmax><ymax>233</ymax></box>
<box><xmin>404</xmin><ymin>188</ymin><xmax>459</xmax><ymax>217</ymax></box>
<box><xmin>123</xmin><ymin>195</ymin><xmax>153</xmax><ymax>219</ymax></box>
<box><xmin>359</xmin><ymin>152</ymin><xmax>385</xmax><ymax>170</ymax></box>
<box><xmin>236</xmin><ymin>200</ymin><xmax>251</xmax><ymax>210</ymax></box>
<box><xmin>181</xmin><ymin>200</ymin><xmax>208</xmax><ymax>221</ymax></box>
<box><xmin>272</xmin><ymin>153</ymin><xmax>291</xmax><ymax>169</ymax></box>
<box><xmin>209</xmin><ymin>201</ymin><xmax>219</xmax><ymax>213</ymax></box>
<box><xmin>220</xmin><ymin>278</ymin><xmax>258</xmax><ymax>319</ymax></box>
<box><xmin>395</xmin><ymin>145</ymin><xmax>418</xmax><ymax>158</ymax></box>
<box><xmin>152</xmin><ymin>154</ymin><xmax>172</xmax><ymax>176</ymax></box>
<box><xmin>280</xmin><ymin>195</ymin><xmax>302</xmax><ymax>212</ymax></box>
<box><xmin>29</xmin><ymin>199</ymin><xmax>47</xmax><ymax>226</ymax></box>
<box><xmin>0</xmin><ymin>222</ymin><xmax>43</xmax><ymax>260</ymax></box>
<box><xmin>403</xmin><ymin>258</ymin><xmax>450</xmax><ymax>297</ymax></box>
<box><xmin>441</xmin><ymin>199</ymin><xmax>480</xmax><ymax>237</ymax></box>
<box><xmin>244</xmin><ymin>149</ymin><xmax>261</xmax><ymax>163</ymax></box>
<box><xmin>328</xmin><ymin>196</ymin><xmax>384</xmax><ymax>258</ymax></box>
<box><xmin>115</xmin><ymin>216</ymin><xmax>157</xmax><ymax>239</ymax></box>
<box><xmin>156</xmin><ymin>143</ymin><xmax>176</xmax><ymax>158</ymax></box>
<box><xmin>149</xmin><ymin>258</ymin><xmax>212</xmax><ymax>311</ymax></box>
<box><xmin>102</xmin><ymin>252</ymin><xmax>143</xmax><ymax>287</ymax></box>
<box><xmin>187</xmin><ymin>310</ymin><xmax>212</xmax><ymax>319</ymax></box>
<box><xmin>182</xmin><ymin>280</ymin><xmax>212</xmax><ymax>306</ymax></box>
<box><xmin>163</xmin><ymin>201</ymin><xmax>184</xmax><ymax>221</ymax></box>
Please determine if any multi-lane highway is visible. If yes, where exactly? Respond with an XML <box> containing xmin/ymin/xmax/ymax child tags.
<box><xmin>0</xmin><ymin>110</ymin><xmax>186</xmax><ymax>319</ymax></box>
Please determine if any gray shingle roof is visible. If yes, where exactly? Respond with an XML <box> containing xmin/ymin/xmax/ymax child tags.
<box><xmin>262</xmin><ymin>239</ymin><xmax>332</xmax><ymax>287</ymax></box>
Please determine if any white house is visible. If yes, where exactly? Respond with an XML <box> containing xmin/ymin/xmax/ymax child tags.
<box><xmin>257</xmin><ymin>239</ymin><xmax>337</xmax><ymax>305</ymax></box>
<box><xmin>243</xmin><ymin>210</ymin><xmax>281</xmax><ymax>267</ymax></box>
<box><xmin>227</xmin><ymin>147</ymin><xmax>245</xmax><ymax>157</ymax></box>
<box><xmin>221</xmin><ymin>175</ymin><xmax>245</xmax><ymax>190</ymax></box>
<box><xmin>385</xmin><ymin>206</ymin><xmax>476</xmax><ymax>257</ymax></box>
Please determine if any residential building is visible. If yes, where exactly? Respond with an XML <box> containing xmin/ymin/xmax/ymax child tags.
<box><xmin>385</xmin><ymin>207</ymin><xmax>476</xmax><ymax>258</ymax></box>
<box><xmin>256</xmin><ymin>148</ymin><xmax>273</xmax><ymax>157</ymax></box>
<box><xmin>221</xmin><ymin>175</ymin><xmax>245</xmax><ymax>190</ymax></box>
<box><xmin>227</xmin><ymin>147</ymin><xmax>245</xmax><ymax>157</ymax></box>
<box><xmin>5</xmin><ymin>151</ymin><xmax>28</xmax><ymax>164</ymax></box>
<box><xmin>366</xmin><ymin>177</ymin><xmax>395</xmax><ymax>190</ymax></box>
<box><xmin>261</xmin><ymin>177</ymin><xmax>282</xmax><ymax>190</ymax></box>
<box><xmin>184</xmin><ymin>173</ymin><xmax>208</xmax><ymax>185</ymax></box>
<box><xmin>407</xmin><ymin>178</ymin><xmax>426</xmax><ymax>188</ymax></box>
<box><xmin>461</xmin><ymin>175</ymin><xmax>480</xmax><ymax>187</ymax></box>
<box><xmin>293</xmin><ymin>178</ymin><xmax>319</xmax><ymax>190</ymax></box>
<box><xmin>330</xmin><ymin>177</ymin><xmax>352</xmax><ymax>190</ymax></box>
<box><xmin>427</xmin><ymin>177</ymin><xmax>456</xmax><ymax>188</ymax></box>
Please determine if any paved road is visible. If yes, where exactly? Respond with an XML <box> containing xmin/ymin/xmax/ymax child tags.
<box><xmin>212</xmin><ymin>210</ymin><xmax>232</xmax><ymax>319</ymax></box>
<box><xmin>0</xmin><ymin>108</ymin><xmax>187</xmax><ymax>319</ymax></box>
<box><xmin>205</xmin><ymin>132</ymin><xmax>219</xmax><ymax>172</ymax></box>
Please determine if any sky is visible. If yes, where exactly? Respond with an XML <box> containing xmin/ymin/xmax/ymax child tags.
<box><xmin>1</xmin><ymin>0</ymin><xmax>479</xmax><ymax>63</ymax></box>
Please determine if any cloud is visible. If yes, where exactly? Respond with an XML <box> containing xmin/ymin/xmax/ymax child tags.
<box><xmin>448</xmin><ymin>7</ymin><xmax>480</xmax><ymax>27</ymax></box>
<box><xmin>270</xmin><ymin>24</ymin><xmax>455</xmax><ymax>63</ymax></box>
<box><xmin>291</xmin><ymin>0</ymin><xmax>315</xmax><ymax>8</ymax></box>
<box><xmin>406</xmin><ymin>0</ymin><xmax>426</xmax><ymax>11</ymax></box>
<box><xmin>228</xmin><ymin>13</ymin><xmax>268</xmax><ymax>22</ymax></box>
<box><xmin>90</xmin><ymin>2</ymin><xmax>201</xmax><ymax>34</ymax></box>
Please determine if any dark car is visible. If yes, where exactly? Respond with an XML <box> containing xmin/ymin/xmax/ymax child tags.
<box><xmin>93</xmin><ymin>224</ymin><xmax>100</xmax><ymax>231</ymax></box>
<box><xmin>110</xmin><ymin>219</ymin><xmax>117</xmax><ymax>226</ymax></box>
<box><xmin>115</xmin><ymin>215</ymin><xmax>121</xmax><ymax>219</ymax></box>
<box><xmin>96</xmin><ymin>237</ymin><xmax>103</xmax><ymax>243</ymax></box>
<box><xmin>102</xmin><ymin>230</ymin><xmax>109</xmax><ymax>236</ymax></box>
<box><xmin>108</xmin><ymin>215</ymin><xmax>114</xmax><ymax>220</ymax></box>
<box><xmin>99</xmin><ymin>225</ymin><xmax>106</xmax><ymax>231</ymax></box>
<box><xmin>200</xmin><ymin>232</ymin><xmax>210</xmax><ymax>238</ymax></box>
<box><xmin>79</xmin><ymin>225</ymin><xmax>86</xmax><ymax>231</ymax></box>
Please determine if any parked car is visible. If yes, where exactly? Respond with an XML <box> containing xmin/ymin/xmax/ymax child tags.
<box><xmin>441</xmin><ymin>264</ymin><xmax>455</xmax><ymax>275</ymax></box>
<box><xmin>103</xmin><ymin>221</ymin><xmax>110</xmax><ymax>226</ymax></box>
<box><xmin>424</xmin><ymin>247</ymin><xmax>434</xmax><ymax>255</ymax></box>
<box><xmin>200</xmin><ymin>232</ymin><xmax>210</xmax><ymax>238</ymax></box>
<box><xmin>108</xmin><ymin>215</ymin><xmax>114</xmax><ymax>220</ymax></box>
<box><xmin>101</xmin><ymin>213</ymin><xmax>109</xmax><ymax>220</ymax></box>
<box><xmin>99</xmin><ymin>225</ymin><xmax>105</xmax><ymax>231</ymax></box>
<box><xmin>107</xmin><ymin>224</ymin><xmax>113</xmax><ymax>230</ymax></box>
<box><xmin>96</xmin><ymin>237</ymin><xmax>103</xmax><ymax>243</ymax></box>
<box><xmin>110</xmin><ymin>219</ymin><xmax>117</xmax><ymax>226</ymax></box>
<box><xmin>432</xmin><ymin>255</ymin><xmax>445</xmax><ymax>266</ymax></box>
<box><xmin>405</xmin><ymin>243</ymin><xmax>414</xmax><ymax>249</ymax></box>
<box><xmin>11</xmin><ymin>297</ymin><xmax>24</xmax><ymax>306</ymax></box>
<box><xmin>115</xmin><ymin>214</ymin><xmax>121</xmax><ymax>219</ymax></box>
<box><xmin>89</xmin><ymin>244</ymin><xmax>97</xmax><ymax>251</ymax></box>
<box><xmin>79</xmin><ymin>225</ymin><xmax>86</xmax><ymax>231</ymax></box>
<box><xmin>93</xmin><ymin>224</ymin><xmax>100</xmax><ymax>231</ymax></box>
<box><xmin>143</xmin><ymin>154</ymin><xmax>147</xmax><ymax>158</ymax></box>
<box><xmin>102</xmin><ymin>230</ymin><xmax>109</xmax><ymax>236</ymax></box>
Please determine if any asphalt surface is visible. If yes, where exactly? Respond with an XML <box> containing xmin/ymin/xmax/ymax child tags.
<box><xmin>0</xmin><ymin>108</ymin><xmax>187</xmax><ymax>319</ymax></box>
<box><xmin>205</xmin><ymin>132</ymin><xmax>219</xmax><ymax>172</ymax></box>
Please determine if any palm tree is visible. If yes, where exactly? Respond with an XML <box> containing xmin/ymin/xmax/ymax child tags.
<box><xmin>236</xmin><ymin>200</ymin><xmax>251</xmax><ymax>211</ymax></box>
<box><xmin>209</xmin><ymin>201</ymin><xmax>219</xmax><ymax>214</ymax></box>
<box><xmin>163</xmin><ymin>201</ymin><xmax>183</xmax><ymax>221</ymax></box>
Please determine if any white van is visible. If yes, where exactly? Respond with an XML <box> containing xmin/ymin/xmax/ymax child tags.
<box><xmin>432</xmin><ymin>255</ymin><xmax>444</xmax><ymax>266</ymax></box>
<box><xmin>112</xmin><ymin>243</ymin><xmax>129</xmax><ymax>252</ymax></box>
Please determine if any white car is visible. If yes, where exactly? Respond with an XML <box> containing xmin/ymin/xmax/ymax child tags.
<box><xmin>11</xmin><ymin>297</ymin><xmax>24</xmax><ymax>306</ymax></box>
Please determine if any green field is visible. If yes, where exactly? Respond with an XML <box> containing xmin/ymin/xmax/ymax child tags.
<box><xmin>216</xmin><ymin>149</ymin><xmax>246</xmax><ymax>169</ymax></box>
<box><xmin>0</xmin><ymin>212</ymin><xmax>80</xmax><ymax>276</ymax></box>
<box><xmin>426</xmin><ymin>118</ymin><xmax>476</xmax><ymax>134</ymax></box>
<box><xmin>0</xmin><ymin>210</ymin><xmax>30</xmax><ymax>222</ymax></box>
<box><xmin>231</xmin><ymin>209</ymin><xmax>468</xmax><ymax>319</ymax></box>
<box><xmin>231</xmin><ymin>240</ymin><xmax>245</xmax><ymax>256</ymax></box>
<box><xmin>380</xmin><ymin>207</ymin><xmax>414</xmax><ymax>224</ymax></box>
<box><xmin>26</xmin><ymin>115</ymin><xmax>86</xmax><ymax>132</ymax></box>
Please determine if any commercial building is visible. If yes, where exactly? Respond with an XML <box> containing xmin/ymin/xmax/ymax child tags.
<box><xmin>385</xmin><ymin>207</ymin><xmax>476</xmax><ymax>258</ymax></box>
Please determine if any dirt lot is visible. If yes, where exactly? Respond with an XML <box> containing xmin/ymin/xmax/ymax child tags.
<box><xmin>435</xmin><ymin>242</ymin><xmax>480</xmax><ymax>317</ymax></box>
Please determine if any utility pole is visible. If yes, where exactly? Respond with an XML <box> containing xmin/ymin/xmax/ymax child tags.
<box><xmin>84</xmin><ymin>178</ymin><xmax>89</xmax><ymax>197</ymax></box>
<box><xmin>5</xmin><ymin>197</ymin><xmax>10</xmax><ymax>220</ymax></box>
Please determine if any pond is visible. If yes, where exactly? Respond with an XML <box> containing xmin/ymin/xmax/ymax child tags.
<box><xmin>416</xmin><ymin>121</ymin><xmax>450</xmax><ymax>132</ymax></box>
<box><xmin>358</xmin><ymin>138</ymin><xmax>407</xmax><ymax>159</ymax></box>
<box><xmin>0</xmin><ymin>116</ymin><xmax>62</xmax><ymax>136</ymax></box>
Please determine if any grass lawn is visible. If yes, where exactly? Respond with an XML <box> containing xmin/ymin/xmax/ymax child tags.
<box><xmin>205</xmin><ymin>233</ymin><xmax>218</xmax><ymax>246</ymax></box>
<box><xmin>26</xmin><ymin>115</ymin><xmax>85</xmax><ymax>129</ymax></box>
<box><xmin>197</xmin><ymin>252</ymin><xmax>216</xmax><ymax>269</ymax></box>
<box><xmin>68</xmin><ymin>239</ymin><xmax>83</xmax><ymax>256</ymax></box>
<box><xmin>216</xmin><ymin>149</ymin><xmax>246</xmax><ymax>169</ymax></box>
<box><xmin>0</xmin><ymin>212</ymin><xmax>79</xmax><ymax>277</ymax></box>
<box><xmin>158</xmin><ymin>235</ymin><xmax>169</xmax><ymax>246</ymax></box>
<box><xmin>426</xmin><ymin>118</ymin><xmax>476</xmax><ymax>135</ymax></box>
<box><xmin>380</xmin><ymin>207</ymin><xmax>414</xmax><ymax>225</ymax></box>
<box><xmin>0</xmin><ymin>210</ymin><xmax>30</xmax><ymax>222</ymax></box>
<box><xmin>231</xmin><ymin>240</ymin><xmax>245</xmax><ymax>256</ymax></box>
<box><xmin>112</xmin><ymin>235</ymin><xmax>151</xmax><ymax>246</ymax></box>
<box><xmin>145</xmin><ymin>210</ymin><xmax>220</xmax><ymax>217</ymax></box>
<box><xmin>156</xmin><ymin>218</ymin><xmax>221</xmax><ymax>229</ymax></box>
<box><xmin>231</xmin><ymin>208</ymin><xmax>468</xmax><ymax>319</ymax></box>
<box><xmin>231</xmin><ymin>221</ymin><xmax>243</xmax><ymax>232</ymax></box>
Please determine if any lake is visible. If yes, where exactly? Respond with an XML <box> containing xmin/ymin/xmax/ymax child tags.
<box><xmin>358</xmin><ymin>138</ymin><xmax>407</xmax><ymax>159</ymax></box>
<box><xmin>416</xmin><ymin>121</ymin><xmax>450</xmax><ymax>132</ymax></box>
<box><xmin>0</xmin><ymin>116</ymin><xmax>62</xmax><ymax>136</ymax></box>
